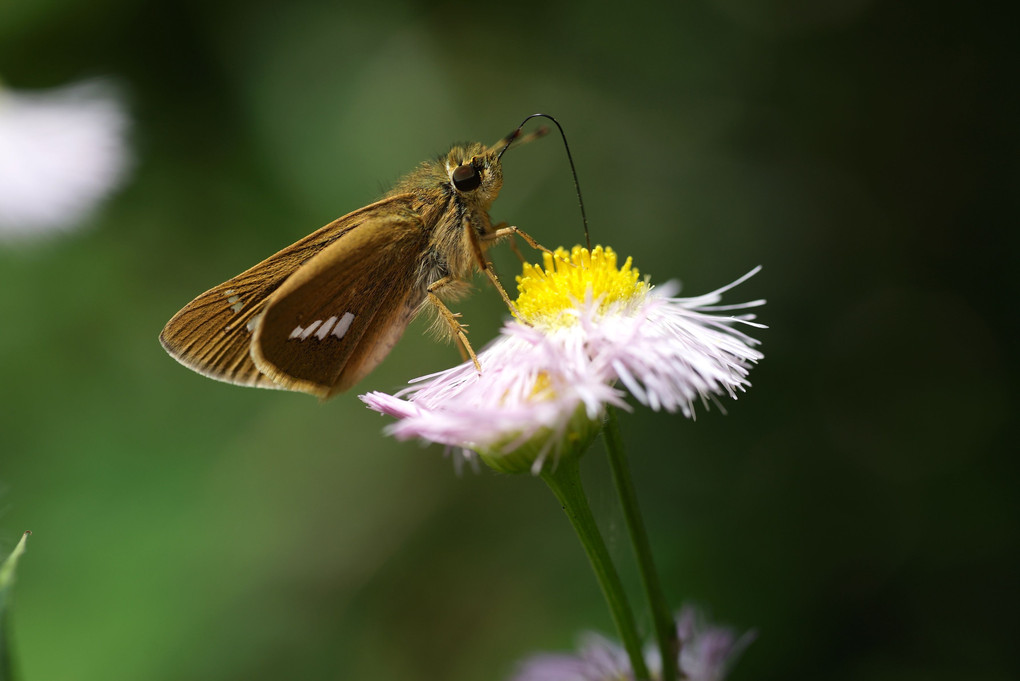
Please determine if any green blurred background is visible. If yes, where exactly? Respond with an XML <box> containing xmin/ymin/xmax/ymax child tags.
<box><xmin>1</xmin><ymin>0</ymin><xmax>1016</xmax><ymax>679</ymax></box>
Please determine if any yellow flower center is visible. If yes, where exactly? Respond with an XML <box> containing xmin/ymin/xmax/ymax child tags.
<box><xmin>530</xmin><ymin>371</ymin><xmax>553</xmax><ymax>399</ymax></box>
<box><xmin>514</xmin><ymin>245</ymin><xmax>648</xmax><ymax>327</ymax></box>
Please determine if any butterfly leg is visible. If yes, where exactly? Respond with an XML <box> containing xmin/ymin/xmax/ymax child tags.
<box><xmin>465</xmin><ymin>220</ymin><xmax>523</xmax><ymax>319</ymax></box>
<box><xmin>507</xmin><ymin>232</ymin><xmax>527</xmax><ymax>264</ymax></box>
<box><xmin>484</xmin><ymin>224</ymin><xmax>576</xmax><ymax>268</ymax></box>
<box><xmin>427</xmin><ymin>277</ymin><xmax>481</xmax><ymax>372</ymax></box>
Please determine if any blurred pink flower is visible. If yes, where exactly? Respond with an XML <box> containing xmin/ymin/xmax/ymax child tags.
<box><xmin>509</xmin><ymin>604</ymin><xmax>755</xmax><ymax>681</ymax></box>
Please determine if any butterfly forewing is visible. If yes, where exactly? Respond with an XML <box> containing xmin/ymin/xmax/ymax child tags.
<box><xmin>251</xmin><ymin>213</ymin><xmax>430</xmax><ymax>398</ymax></box>
<box><xmin>159</xmin><ymin>271</ymin><xmax>284</xmax><ymax>389</ymax></box>
<box><xmin>159</xmin><ymin>196</ymin><xmax>415</xmax><ymax>390</ymax></box>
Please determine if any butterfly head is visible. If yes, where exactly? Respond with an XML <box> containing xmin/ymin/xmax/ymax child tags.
<box><xmin>443</xmin><ymin>142</ymin><xmax>505</xmax><ymax>212</ymax></box>
<box><xmin>442</xmin><ymin>125</ymin><xmax>548</xmax><ymax>212</ymax></box>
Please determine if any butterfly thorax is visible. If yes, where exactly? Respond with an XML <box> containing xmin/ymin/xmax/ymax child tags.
<box><xmin>387</xmin><ymin>142</ymin><xmax>506</xmax><ymax>287</ymax></box>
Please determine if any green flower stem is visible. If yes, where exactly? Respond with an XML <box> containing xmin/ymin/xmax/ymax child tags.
<box><xmin>541</xmin><ymin>457</ymin><xmax>651</xmax><ymax>681</ymax></box>
<box><xmin>605</xmin><ymin>407</ymin><xmax>679</xmax><ymax>681</ymax></box>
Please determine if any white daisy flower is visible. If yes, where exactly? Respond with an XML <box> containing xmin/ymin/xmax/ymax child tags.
<box><xmin>514</xmin><ymin>246</ymin><xmax>765</xmax><ymax>418</ymax></box>
<box><xmin>509</xmin><ymin>605</ymin><xmax>755</xmax><ymax>681</ymax></box>
<box><xmin>361</xmin><ymin>245</ymin><xmax>764</xmax><ymax>473</ymax></box>
<box><xmin>0</xmin><ymin>78</ymin><xmax>130</xmax><ymax>240</ymax></box>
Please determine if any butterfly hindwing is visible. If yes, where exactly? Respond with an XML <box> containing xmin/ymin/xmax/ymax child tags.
<box><xmin>251</xmin><ymin>212</ymin><xmax>430</xmax><ymax>398</ymax></box>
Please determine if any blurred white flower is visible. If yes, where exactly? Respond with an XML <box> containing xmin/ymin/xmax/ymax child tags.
<box><xmin>0</xmin><ymin>79</ymin><xmax>130</xmax><ymax>240</ymax></box>
<box><xmin>509</xmin><ymin>604</ymin><xmax>755</xmax><ymax>681</ymax></box>
<box><xmin>362</xmin><ymin>246</ymin><xmax>764</xmax><ymax>473</ymax></box>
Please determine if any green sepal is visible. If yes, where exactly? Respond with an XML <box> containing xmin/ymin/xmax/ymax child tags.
<box><xmin>476</xmin><ymin>404</ymin><xmax>602</xmax><ymax>475</ymax></box>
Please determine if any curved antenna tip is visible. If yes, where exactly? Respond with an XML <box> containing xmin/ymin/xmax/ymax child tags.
<box><xmin>499</xmin><ymin>114</ymin><xmax>591</xmax><ymax>250</ymax></box>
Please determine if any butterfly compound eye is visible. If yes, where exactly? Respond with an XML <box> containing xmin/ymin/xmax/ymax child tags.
<box><xmin>452</xmin><ymin>163</ymin><xmax>482</xmax><ymax>192</ymax></box>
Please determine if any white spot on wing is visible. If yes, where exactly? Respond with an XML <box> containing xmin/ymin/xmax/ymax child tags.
<box><xmin>247</xmin><ymin>313</ymin><xmax>262</xmax><ymax>333</ymax></box>
<box><xmin>315</xmin><ymin>316</ymin><xmax>338</xmax><ymax>340</ymax></box>
<box><xmin>225</xmin><ymin>291</ymin><xmax>243</xmax><ymax>314</ymax></box>
<box><xmin>333</xmin><ymin>312</ymin><xmax>355</xmax><ymax>339</ymax></box>
<box><xmin>299</xmin><ymin>320</ymin><xmax>322</xmax><ymax>340</ymax></box>
<box><xmin>289</xmin><ymin>312</ymin><xmax>355</xmax><ymax>342</ymax></box>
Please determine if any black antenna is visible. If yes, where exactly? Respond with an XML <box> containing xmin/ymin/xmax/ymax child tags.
<box><xmin>498</xmin><ymin>113</ymin><xmax>591</xmax><ymax>251</ymax></box>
